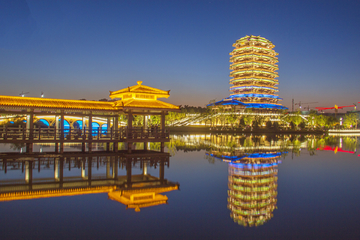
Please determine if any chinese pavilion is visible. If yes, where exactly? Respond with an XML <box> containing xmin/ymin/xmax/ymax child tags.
<box><xmin>0</xmin><ymin>81</ymin><xmax>180</xmax><ymax>153</ymax></box>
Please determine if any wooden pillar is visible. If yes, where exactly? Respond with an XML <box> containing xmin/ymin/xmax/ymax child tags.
<box><xmin>113</xmin><ymin>115</ymin><xmax>119</xmax><ymax>152</ymax></box>
<box><xmin>161</xmin><ymin>111</ymin><xmax>165</xmax><ymax>133</ymax></box>
<box><xmin>106</xmin><ymin>117</ymin><xmax>111</xmax><ymax>151</ymax></box>
<box><xmin>107</xmin><ymin>117</ymin><xmax>111</xmax><ymax>136</ymax></box>
<box><xmin>59</xmin><ymin>110</ymin><xmax>64</xmax><ymax>153</ymax></box>
<box><xmin>89</xmin><ymin>112</ymin><xmax>93</xmax><ymax>140</ymax></box>
<box><xmin>82</xmin><ymin>117</ymin><xmax>86</xmax><ymax>135</ymax></box>
<box><xmin>60</xmin><ymin>110</ymin><xmax>64</xmax><ymax>140</ymax></box>
<box><xmin>88</xmin><ymin>112</ymin><xmax>93</xmax><ymax>153</ymax></box>
<box><xmin>114</xmin><ymin>115</ymin><xmax>119</xmax><ymax>137</ymax></box>
<box><xmin>127</xmin><ymin>111</ymin><xmax>133</xmax><ymax>135</ymax></box>
<box><xmin>161</xmin><ymin>111</ymin><xmax>165</xmax><ymax>152</ymax></box>
<box><xmin>127</xmin><ymin>111</ymin><xmax>133</xmax><ymax>153</ymax></box>
<box><xmin>26</xmin><ymin>110</ymin><xmax>34</xmax><ymax>153</ymax></box>
<box><xmin>144</xmin><ymin>115</ymin><xmax>148</xmax><ymax>130</ymax></box>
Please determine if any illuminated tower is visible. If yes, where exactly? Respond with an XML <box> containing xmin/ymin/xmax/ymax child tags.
<box><xmin>229</xmin><ymin>35</ymin><xmax>286</xmax><ymax>110</ymax></box>
<box><xmin>227</xmin><ymin>153</ymin><xmax>280</xmax><ymax>226</ymax></box>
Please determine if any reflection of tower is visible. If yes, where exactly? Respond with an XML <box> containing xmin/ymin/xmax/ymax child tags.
<box><xmin>227</xmin><ymin>153</ymin><xmax>280</xmax><ymax>226</ymax></box>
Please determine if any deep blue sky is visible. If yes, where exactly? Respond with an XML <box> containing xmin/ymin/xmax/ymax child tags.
<box><xmin>1</xmin><ymin>0</ymin><xmax>360</xmax><ymax>110</ymax></box>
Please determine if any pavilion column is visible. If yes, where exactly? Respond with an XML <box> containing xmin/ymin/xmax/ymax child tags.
<box><xmin>81</xmin><ymin>117</ymin><xmax>86</xmax><ymax>153</ymax></box>
<box><xmin>107</xmin><ymin>117</ymin><xmax>111</xmax><ymax>135</ymax></box>
<box><xmin>160</xmin><ymin>111</ymin><xmax>165</xmax><ymax>152</ymax></box>
<box><xmin>88</xmin><ymin>112</ymin><xmax>93</xmax><ymax>153</ymax></box>
<box><xmin>127</xmin><ymin>111</ymin><xmax>133</xmax><ymax>153</ymax></box>
<box><xmin>144</xmin><ymin>115</ymin><xmax>148</xmax><ymax>150</ymax></box>
<box><xmin>26</xmin><ymin>109</ymin><xmax>34</xmax><ymax>153</ymax></box>
<box><xmin>89</xmin><ymin>112</ymin><xmax>93</xmax><ymax>140</ymax></box>
<box><xmin>114</xmin><ymin>115</ymin><xmax>118</xmax><ymax>152</ymax></box>
<box><xmin>60</xmin><ymin>110</ymin><xmax>64</xmax><ymax>140</ymax></box>
<box><xmin>82</xmin><ymin>117</ymin><xmax>86</xmax><ymax>135</ymax></box>
<box><xmin>60</xmin><ymin>110</ymin><xmax>64</xmax><ymax>153</ymax></box>
<box><xmin>106</xmin><ymin>117</ymin><xmax>111</xmax><ymax>151</ymax></box>
<box><xmin>55</xmin><ymin>115</ymin><xmax>59</xmax><ymax>147</ymax></box>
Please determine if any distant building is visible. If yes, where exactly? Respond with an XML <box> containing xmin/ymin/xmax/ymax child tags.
<box><xmin>209</xmin><ymin>35</ymin><xmax>287</xmax><ymax>113</ymax></box>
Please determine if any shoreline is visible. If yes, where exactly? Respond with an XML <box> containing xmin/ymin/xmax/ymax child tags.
<box><xmin>169</xmin><ymin>126</ymin><xmax>326</xmax><ymax>134</ymax></box>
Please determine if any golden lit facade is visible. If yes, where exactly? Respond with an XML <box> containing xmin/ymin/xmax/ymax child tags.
<box><xmin>0</xmin><ymin>81</ymin><xmax>179</xmax><ymax>112</ymax></box>
<box><xmin>229</xmin><ymin>35</ymin><xmax>285</xmax><ymax>110</ymax></box>
<box><xmin>227</xmin><ymin>153</ymin><xmax>280</xmax><ymax>226</ymax></box>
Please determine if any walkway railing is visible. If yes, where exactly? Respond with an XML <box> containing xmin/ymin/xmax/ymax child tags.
<box><xmin>0</xmin><ymin>126</ymin><xmax>170</xmax><ymax>142</ymax></box>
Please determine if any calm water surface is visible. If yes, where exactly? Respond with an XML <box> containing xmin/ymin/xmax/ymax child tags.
<box><xmin>1</xmin><ymin>134</ymin><xmax>360</xmax><ymax>240</ymax></box>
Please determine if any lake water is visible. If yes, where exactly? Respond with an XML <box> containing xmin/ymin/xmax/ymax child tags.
<box><xmin>1</xmin><ymin>134</ymin><xmax>360</xmax><ymax>240</ymax></box>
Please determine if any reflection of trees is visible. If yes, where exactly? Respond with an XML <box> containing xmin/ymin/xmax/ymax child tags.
<box><xmin>342</xmin><ymin>137</ymin><xmax>358</xmax><ymax>152</ymax></box>
<box><xmin>167</xmin><ymin>134</ymin><xmax>341</xmax><ymax>157</ymax></box>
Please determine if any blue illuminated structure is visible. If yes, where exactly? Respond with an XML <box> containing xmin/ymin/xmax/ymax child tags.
<box><xmin>38</xmin><ymin>119</ymin><xmax>50</xmax><ymax>127</ymax></box>
<box><xmin>229</xmin><ymin>93</ymin><xmax>282</xmax><ymax>100</ymax></box>
<box><xmin>208</xmin><ymin>151</ymin><xmax>285</xmax><ymax>162</ymax></box>
<box><xmin>207</xmin><ymin>98</ymin><xmax>288</xmax><ymax>110</ymax></box>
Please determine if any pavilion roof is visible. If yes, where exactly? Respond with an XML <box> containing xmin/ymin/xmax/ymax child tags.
<box><xmin>114</xmin><ymin>98</ymin><xmax>180</xmax><ymax>110</ymax></box>
<box><xmin>0</xmin><ymin>81</ymin><xmax>179</xmax><ymax>112</ymax></box>
<box><xmin>0</xmin><ymin>95</ymin><xmax>119</xmax><ymax>111</ymax></box>
<box><xmin>109</xmin><ymin>81</ymin><xmax>170</xmax><ymax>99</ymax></box>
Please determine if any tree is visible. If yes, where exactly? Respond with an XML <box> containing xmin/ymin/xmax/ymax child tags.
<box><xmin>343</xmin><ymin>113</ymin><xmax>358</xmax><ymax>128</ymax></box>
<box><xmin>326</xmin><ymin>116</ymin><xmax>338</xmax><ymax>128</ymax></box>
<box><xmin>243</xmin><ymin>115</ymin><xmax>254</xmax><ymax>127</ymax></box>
<box><xmin>150</xmin><ymin>115</ymin><xmax>160</xmax><ymax>125</ymax></box>
<box><xmin>226</xmin><ymin>113</ymin><xmax>238</xmax><ymax>129</ymax></box>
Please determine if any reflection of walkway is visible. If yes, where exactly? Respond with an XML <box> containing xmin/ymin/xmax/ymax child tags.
<box><xmin>0</xmin><ymin>151</ymin><xmax>179</xmax><ymax>211</ymax></box>
<box><xmin>208</xmin><ymin>151</ymin><xmax>283</xmax><ymax>227</ymax></box>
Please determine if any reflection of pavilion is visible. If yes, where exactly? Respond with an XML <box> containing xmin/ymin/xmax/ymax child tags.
<box><xmin>0</xmin><ymin>151</ymin><xmax>179</xmax><ymax>211</ymax></box>
<box><xmin>208</xmin><ymin>150</ymin><xmax>283</xmax><ymax>227</ymax></box>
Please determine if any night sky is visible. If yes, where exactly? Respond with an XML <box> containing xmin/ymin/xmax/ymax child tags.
<box><xmin>1</xmin><ymin>0</ymin><xmax>359</xmax><ymax>110</ymax></box>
